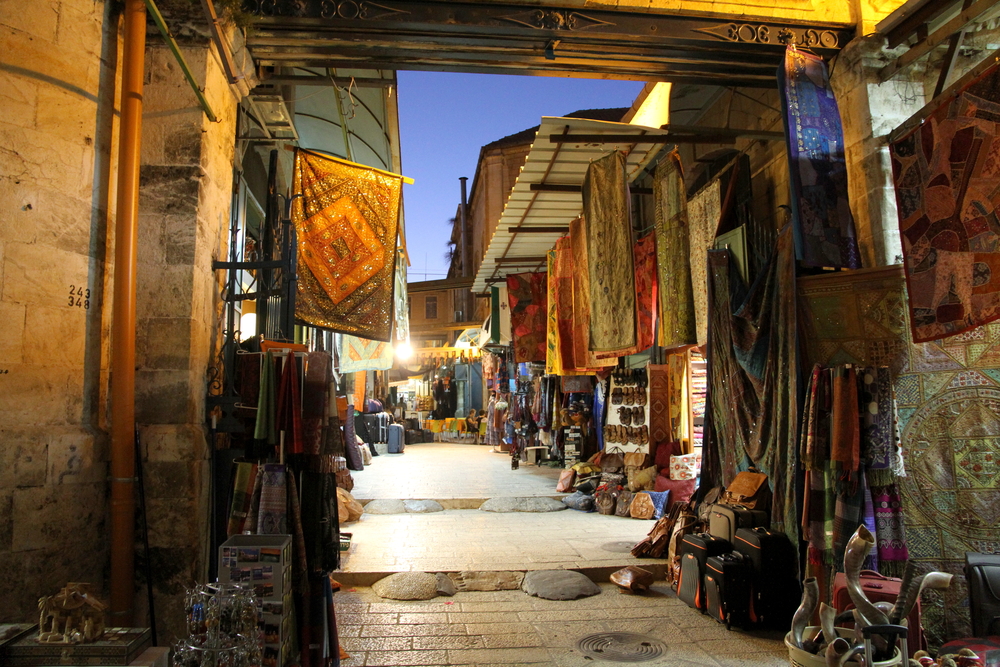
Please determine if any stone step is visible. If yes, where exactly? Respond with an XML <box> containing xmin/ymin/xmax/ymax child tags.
<box><xmin>334</xmin><ymin>562</ymin><xmax>670</xmax><ymax>588</ymax></box>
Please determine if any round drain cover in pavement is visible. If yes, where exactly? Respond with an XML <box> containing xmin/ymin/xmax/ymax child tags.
<box><xmin>601</xmin><ymin>541</ymin><xmax>635</xmax><ymax>553</ymax></box>
<box><xmin>576</xmin><ymin>632</ymin><xmax>667</xmax><ymax>662</ymax></box>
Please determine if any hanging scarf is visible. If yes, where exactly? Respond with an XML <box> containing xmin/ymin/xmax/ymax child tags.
<box><xmin>858</xmin><ymin>366</ymin><xmax>899</xmax><ymax>486</ymax></box>
<box><xmin>869</xmin><ymin>483</ymin><xmax>909</xmax><ymax>577</ymax></box>
<box><xmin>254</xmin><ymin>352</ymin><xmax>278</xmax><ymax>444</ymax></box>
<box><xmin>830</xmin><ymin>365</ymin><xmax>860</xmax><ymax>477</ymax></box>
<box><xmin>227</xmin><ymin>461</ymin><xmax>258</xmax><ymax>536</ymax></box>
<box><xmin>257</xmin><ymin>463</ymin><xmax>288</xmax><ymax>534</ymax></box>
<box><xmin>276</xmin><ymin>353</ymin><xmax>304</xmax><ymax>455</ymax></box>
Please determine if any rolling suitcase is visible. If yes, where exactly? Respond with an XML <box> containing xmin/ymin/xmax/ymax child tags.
<box><xmin>676</xmin><ymin>533</ymin><xmax>730</xmax><ymax>611</ymax></box>
<box><xmin>405</xmin><ymin>429</ymin><xmax>420</xmax><ymax>445</ymax></box>
<box><xmin>377</xmin><ymin>413</ymin><xmax>389</xmax><ymax>444</ymax></box>
<box><xmin>733</xmin><ymin>527</ymin><xmax>799</xmax><ymax>628</ymax></box>
<box><xmin>422</xmin><ymin>428</ymin><xmax>433</xmax><ymax>443</ymax></box>
<box><xmin>832</xmin><ymin>570</ymin><xmax>924</xmax><ymax>657</ymax></box>
<box><xmin>704</xmin><ymin>552</ymin><xmax>752</xmax><ymax>629</ymax></box>
<box><xmin>965</xmin><ymin>552</ymin><xmax>1000</xmax><ymax>636</ymax></box>
<box><xmin>708</xmin><ymin>503</ymin><xmax>768</xmax><ymax>543</ymax></box>
<box><xmin>388</xmin><ymin>423</ymin><xmax>404</xmax><ymax>453</ymax></box>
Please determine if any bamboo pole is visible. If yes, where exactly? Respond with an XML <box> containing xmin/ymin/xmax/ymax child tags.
<box><xmin>109</xmin><ymin>0</ymin><xmax>146</xmax><ymax>626</ymax></box>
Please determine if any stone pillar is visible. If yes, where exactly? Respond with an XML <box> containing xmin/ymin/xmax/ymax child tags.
<box><xmin>831</xmin><ymin>35</ymin><xmax>926</xmax><ymax>267</ymax></box>
<box><xmin>0</xmin><ymin>0</ymin><xmax>119</xmax><ymax>622</ymax></box>
<box><xmin>134</xmin><ymin>38</ymin><xmax>237</xmax><ymax>642</ymax></box>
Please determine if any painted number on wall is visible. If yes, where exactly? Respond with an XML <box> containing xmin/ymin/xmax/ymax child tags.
<box><xmin>68</xmin><ymin>285</ymin><xmax>90</xmax><ymax>309</ymax></box>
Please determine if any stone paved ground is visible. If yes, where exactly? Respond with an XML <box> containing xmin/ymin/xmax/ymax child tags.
<box><xmin>349</xmin><ymin>442</ymin><xmax>563</xmax><ymax>500</ymax></box>
<box><xmin>335</xmin><ymin>583</ymin><xmax>790</xmax><ymax>667</ymax></box>
<box><xmin>337</xmin><ymin>442</ymin><xmax>791</xmax><ymax>665</ymax></box>
<box><xmin>340</xmin><ymin>508</ymin><xmax>663</xmax><ymax>574</ymax></box>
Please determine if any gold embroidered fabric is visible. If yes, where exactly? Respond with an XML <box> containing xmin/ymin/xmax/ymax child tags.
<box><xmin>292</xmin><ymin>149</ymin><xmax>403</xmax><ymax>341</ymax></box>
<box><xmin>654</xmin><ymin>153</ymin><xmax>697</xmax><ymax>349</ymax></box>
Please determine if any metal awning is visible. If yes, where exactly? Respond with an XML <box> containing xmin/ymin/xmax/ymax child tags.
<box><xmin>471</xmin><ymin>116</ymin><xmax>667</xmax><ymax>293</ymax></box>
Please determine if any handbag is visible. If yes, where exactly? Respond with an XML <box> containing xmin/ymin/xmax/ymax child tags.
<box><xmin>595</xmin><ymin>489</ymin><xmax>617</xmax><ymax>515</ymax></box>
<box><xmin>615</xmin><ymin>490</ymin><xmax>635</xmax><ymax>517</ymax></box>
<box><xmin>563</xmin><ymin>490</ymin><xmax>595</xmax><ymax>511</ymax></box>
<box><xmin>335</xmin><ymin>468</ymin><xmax>354</xmax><ymax>492</ymax></box>
<box><xmin>556</xmin><ymin>469</ymin><xmax>576</xmax><ymax>493</ymax></box>
<box><xmin>721</xmin><ymin>466</ymin><xmax>772</xmax><ymax>512</ymax></box>
<box><xmin>624</xmin><ymin>451</ymin><xmax>649</xmax><ymax>470</ymax></box>
<box><xmin>630</xmin><ymin>492</ymin><xmax>656</xmax><ymax>519</ymax></box>
<box><xmin>600</xmin><ymin>472</ymin><xmax>626</xmax><ymax>489</ymax></box>
<box><xmin>600</xmin><ymin>446</ymin><xmax>626</xmax><ymax>473</ymax></box>
<box><xmin>628</xmin><ymin>465</ymin><xmax>657</xmax><ymax>492</ymax></box>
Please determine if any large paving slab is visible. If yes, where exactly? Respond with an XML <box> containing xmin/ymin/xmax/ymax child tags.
<box><xmin>349</xmin><ymin>442</ymin><xmax>563</xmax><ymax>500</ymax></box>
<box><xmin>334</xmin><ymin>582</ymin><xmax>790</xmax><ymax>667</ymax></box>
<box><xmin>339</xmin><ymin>507</ymin><xmax>664</xmax><ymax>576</ymax></box>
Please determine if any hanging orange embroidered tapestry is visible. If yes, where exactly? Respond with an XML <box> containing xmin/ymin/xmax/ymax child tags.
<box><xmin>292</xmin><ymin>149</ymin><xmax>403</xmax><ymax>341</ymax></box>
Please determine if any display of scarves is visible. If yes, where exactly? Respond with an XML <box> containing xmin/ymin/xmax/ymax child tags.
<box><xmin>227</xmin><ymin>461</ymin><xmax>259</xmax><ymax>536</ymax></box>
<box><xmin>291</xmin><ymin>149</ymin><xmax>402</xmax><ymax>341</ymax></box>
<box><xmin>582</xmin><ymin>151</ymin><xmax>636</xmax><ymax>353</ymax></box>
<box><xmin>889</xmin><ymin>61</ymin><xmax>1000</xmax><ymax>341</ymax></box>
<box><xmin>832</xmin><ymin>465</ymin><xmax>868</xmax><ymax>574</ymax></box>
<box><xmin>300</xmin><ymin>471</ymin><xmax>340</xmax><ymax>573</ymax></box>
<box><xmin>254</xmin><ymin>351</ymin><xmax>277</xmax><ymax>445</ymax></box>
<box><xmin>257</xmin><ymin>463</ymin><xmax>288</xmax><ymax>534</ymax></box>
<box><xmin>654</xmin><ymin>152</ymin><xmax>697</xmax><ymax>349</ymax></box>
<box><xmin>286</xmin><ymin>471</ymin><xmax>312</xmax><ymax>667</ymax></box>
<box><xmin>803</xmin><ymin>465</ymin><xmax>836</xmax><ymax>591</ymax></box>
<box><xmin>276</xmin><ymin>353</ymin><xmax>304</xmax><ymax>455</ymax></box>
<box><xmin>303</xmin><ymin>350</ymin><xmax>330</xmax><ymax>457</ymax></box>
<box><xmin>507</xmin><ymin>271</ymin><xmax>548</xmax><ymax>363</ymax></box>
<box><xmin>780</xmin><ymin>47</ymin><xmax>862</xmax><ymax>270</ymax></box>
<box><xmin>706</xmin><ymin>225</ymin><xmax>798</xmax><ymax>544</ymax></box>
<box><xmin>597</xmin><ymin>232</ymin><xmax>657</xmax><ymax>358</ymax></box>
<box><xmin>339</xmin><ymin>335</ymin><xmax>394</xmax><ymax>372</ymax></box>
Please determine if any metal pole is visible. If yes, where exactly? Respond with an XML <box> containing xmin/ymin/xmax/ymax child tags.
<box><xmin>110</xmin><ymin>0</ymin><xmax>146</xmax><ymax>626</ymax></box>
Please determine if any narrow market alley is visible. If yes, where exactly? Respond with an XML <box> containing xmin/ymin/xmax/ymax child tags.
<box><xmin>333</xmin><ymin>442</ymin><xmax>790</xmax><ymax>666</ymax></box>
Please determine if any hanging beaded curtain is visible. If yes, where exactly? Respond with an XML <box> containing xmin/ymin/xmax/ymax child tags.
<box><xmin>292</xmin><ymin>149</ymin><xmax>403</xmax><ymax>341</ymax></box>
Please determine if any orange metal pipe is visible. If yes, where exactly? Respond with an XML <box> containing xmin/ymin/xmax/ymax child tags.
<box><xmin>109</xmin><ymin>0</ymin><xmax>146</xmax><ymax>626</ymax></box>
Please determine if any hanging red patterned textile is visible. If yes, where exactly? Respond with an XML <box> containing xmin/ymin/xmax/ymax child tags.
<box><xmin>596</xmin><ymin>232</ymin><xmax>657</xmax><ymax>358</ymax></box>
<box><xmin>507</xmin><ymin>271</ymin><xmax>548</xmax><ymax>363</ymax></box>
<box><xmin>292</xmin><ymin>149</ymin><xmax>403</xmax><ymax>341</ymax></box>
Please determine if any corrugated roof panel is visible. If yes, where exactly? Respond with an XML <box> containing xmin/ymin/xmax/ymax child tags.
<box><xmin>472</xmin><ymin>116</ymin><xmax>666</xmax><ymax>292</ymax></box>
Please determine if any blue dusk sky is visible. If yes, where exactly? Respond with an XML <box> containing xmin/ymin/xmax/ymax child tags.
<box><xmin>396</xmin><ymin>71</ymin><xmax>645</xmax><ymax>282</ymax></box>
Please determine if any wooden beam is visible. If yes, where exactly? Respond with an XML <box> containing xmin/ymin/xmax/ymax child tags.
<box><xmin>495</xmin><ymin>257</ymin><xmax>547</xmax><ymax>264</ymax></box>
<box><xmin>549</xmin><ymin>133</ymin><xmax>736</xmax><ymax>145</ymax></box>
<box><xmin>879</xmin><ymin>0</ymin><xmax>997</xmax><ymax>82</ymax></box>
<box><xmin>888</xmin><ymin>45</ymin><xmax>1000</xmax><ymax>143</ymax></box>
<box><xmin>661</xmin><ymin>124</ymin><xmax>785</xmax><ymax>141</ymax></box>
<box><xmin>507</xmin><ymin>225</ymin><xmax>570</xmax><ymax>233</ymax></box>
<box><xmin>528</xmin><ymin>183</ymin><xmax>654</xmax><ymax>195</ymax></box>
<box><xmin>884</xmin><ymin>0</ymin><xmax>960</xmax><ymax>48</ymax></box>
<box><xmin>256</xmin><ymin>74</ymin><xmax>396</xmax><ymax>87</ymax></box>
<box><xmin>933</xmin><ymin>0</ymin><xmax>973</xmax><ymax>97</ymax></box>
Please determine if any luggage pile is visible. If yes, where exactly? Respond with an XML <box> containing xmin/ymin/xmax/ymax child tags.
<box><xmin>633</xmin><ymin>467</ymin><xmax>799</xmax><ymax>630</ymax></box>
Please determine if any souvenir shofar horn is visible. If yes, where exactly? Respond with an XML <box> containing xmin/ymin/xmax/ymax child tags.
<box><xmin>791</xmin><ymin>577</ymin><xmax>820</xmax><ymax>650</ymax></box>
<box><xmin>844</xmin><ymin>526</ymin><xmax>890</xmax><ymax>625</ymax></box>
<box><xmin>826</xmin><ymin>637</ymin><xmax>865</xmax><ymax>667</ymax></box>
<box><xmin>889</xmin><ymin>561</ymin><xmax>953</xmax><ymax>625</ymax></box>
<box><xmin>819</xmin><ymin>602</ymin><xmax>838</xmax><ymax>646</ymax></box>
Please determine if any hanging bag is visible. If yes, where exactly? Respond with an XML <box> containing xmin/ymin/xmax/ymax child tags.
<box><xmin>600</xmin><ymin>446</ymin><xmax>626</xmax><ymax>473</ymax></box>
<box><xmin>721</xmin><ymin>466</ymin><xmax>772</xmax><ymax>512</ymax></box>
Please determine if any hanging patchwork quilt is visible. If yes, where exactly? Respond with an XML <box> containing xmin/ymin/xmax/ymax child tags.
<box><xmin>781</xmin><ymin>47</ymin><xmax>862</xmax><ymax>270</ymax></box>
<box><xmin>292</xmin><ymin>149</ymin><xmax>403</xmax><ymax>341</ymax></box>
<box><xmin>339</xmin><ymin>335</ymin><xmax>394</xmax><ymax>372</ymax></box>
<box><xmin>889</xmin><ymin>61</ymin><xmax>1000</xmax><ymax>342</ymax></box>
<box><xmin>583</xmin><ymin>151</ymin><xmax>636</xmax><ymax>353</ymax></box>
<box><xmin>688</xmin><ymin>179</ymin><xmax>721</xmax><ymax>346</ymax></box>
<box><xmin>568</xmin><ymin>217</ymin><xmax>616</xmax><ymax>370</ymax></box>
<box><xmin>654</xmin><ymin>153</ymin><xmax>696</xmax><ymax>349</ymax></box>
<box><xmin>545</xmin><ymin>248</ymin><xmax>563</xmax><ymax>375</ymax></box>
<box><xmin>507</xmin><ymin>271</ymin><xmax>548</xmax><ymax>363</ymax></box>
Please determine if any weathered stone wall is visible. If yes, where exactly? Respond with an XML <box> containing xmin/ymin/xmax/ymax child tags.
<box><xmin>0</xmin><ymin>0</ymin><xmax>119</xmax><ymax>623</ymax></box>
<box><xmin>134</xmin><ymin>38</ymin><xmax>237</xmax><ymax>642</ymax></box>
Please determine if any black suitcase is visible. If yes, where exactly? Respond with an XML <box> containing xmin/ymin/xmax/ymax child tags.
<box><xmin>733</xmin><ymin>527</ymin><xmax>799</xmax><ymax>628</ymax></box>
<box><xmin>422</xmin><ymin>428</ymin><xmax>433</xmax><ymax>442</ymax></box>
<box><xmin>405</xmin><ymin>429</ymin><xmax>420</xmax><ymax>445</ymax></box>
<box><xmin>676</xmin><ymin>533</ymin><xmax>730</xmax><ymax>611</ymax></box>
<box><xmin>704</xmin><ymin>552</ymin><xmax>752</xmax><ymax>629</ymax></box>
<box><xmin>708</xmin><ymin>503</ymin><xmax>768</xmax><ymax>543</ymax></box>
<box><xmin>966</xmin><ymin>552</ymin><xmax>1000</xmax><ymax>636</ymax></box>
